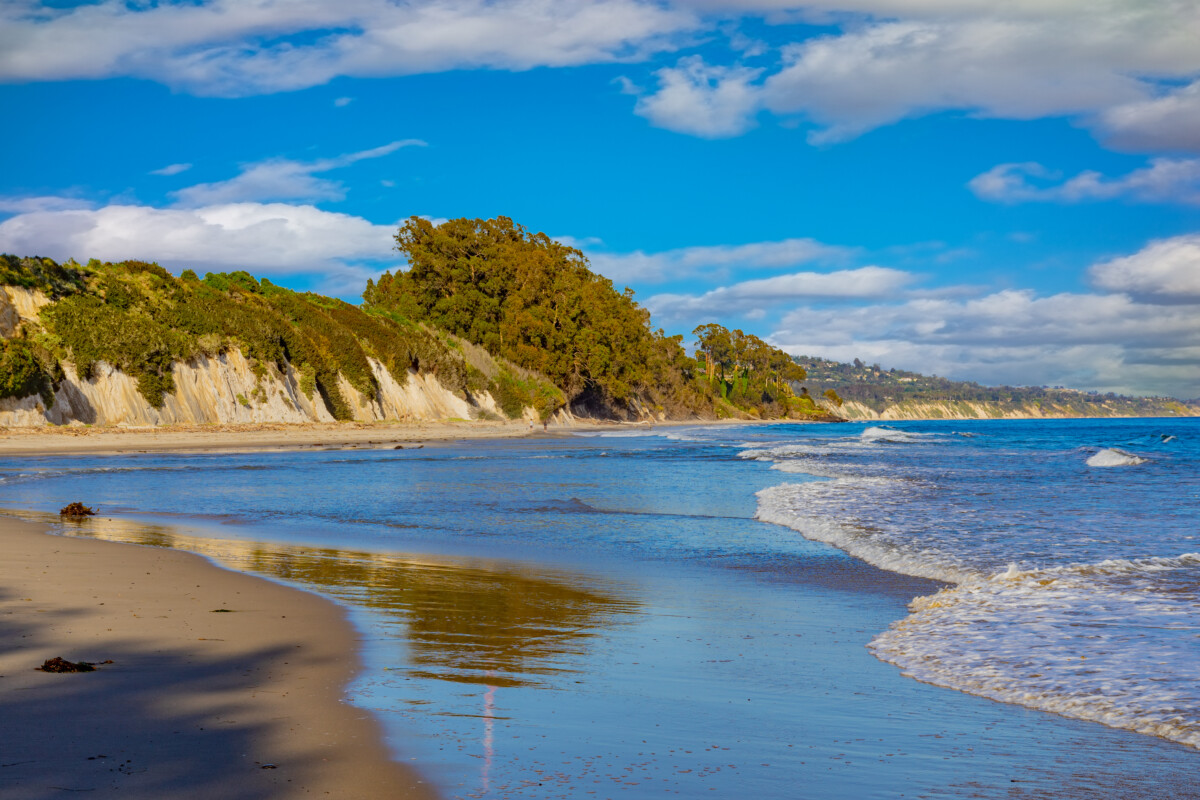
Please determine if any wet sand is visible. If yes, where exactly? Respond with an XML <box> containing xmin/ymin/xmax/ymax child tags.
<box><xmin>0</xmin><ymin>517</ymin><xmax>438</xmax><ymax>799</ymax></box>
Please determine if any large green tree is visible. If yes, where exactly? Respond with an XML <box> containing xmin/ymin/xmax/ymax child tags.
<box><xmin>366</xmin><ymin>216</ymin><xmax>670</xmax><ymax>408</ymax></box>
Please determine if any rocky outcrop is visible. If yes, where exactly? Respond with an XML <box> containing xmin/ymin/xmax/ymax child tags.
<box><xmin>0</xmin><ymin>350</ymin><xmax>505</xmax><ymax>427</ymax></box>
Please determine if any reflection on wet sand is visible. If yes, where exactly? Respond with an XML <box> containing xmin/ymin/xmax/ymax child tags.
<box><xmin>16</xmin><ymin>511</ymin><xmax>638</xmax><ymax>690</ymax></box>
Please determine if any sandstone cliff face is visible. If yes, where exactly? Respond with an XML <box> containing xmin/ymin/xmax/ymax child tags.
<box><xmin>335</xmin><ymin>359</ymin><xmax>482</xmax><ymax>423</ymax></box>
<box><xmin>0</xmin><ymin>351</ymin><xmax>501</xmax><ymax>427</ymax></box>
<box><xmin>0</xmin><ymin>343</ymin><xmax>503</xmax><ymax>428</ymax></box>
<box><xmin>826</xmin><ymin>399</ymin><xmax>1125</xmax><ymax>420</ymax></box>
<box><xmin>0</xmin><ymin>286</ymin><xmax>50</xmax><ymax>338</ymax></box>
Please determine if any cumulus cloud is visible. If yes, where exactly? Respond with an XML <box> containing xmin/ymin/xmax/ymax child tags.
<box><xmin>7</xmin><ymin>2</ymin><xmax>1199</xmax><ymax>151</ymax></box>
<box><xmin>585</xmin><ymin>236</ymin><xmax>853</xmax><ymax>283</ymax></box>
<box><xmin>0</xmin><ymin>201</ymin><xmax>399</xmax><ymax>289</ymax></box>
<box><xmin>769</xmin><ymin>288</ymin><xmax>1200</xmax><ymax>397</ymax></box>
<box><xmin>762</xmin><ymin>14</ymin><xmax>1159</xmax><ymax>144</ymax></box>
<box><xmin>969</xmin><ymin>158</ymin><xmax>1200</xmax><ymax>205</ymax></box>
<box><xmin>1095</xmin><ymin>80</ymin><xmax>1200</xmax><ymax>153</ymax></box>
<box><xmin>1090</xmin><ymin>234</ymin><xmax>1200</xmax><ymax>303</ymax></box>
<box><xmin>628</xmin><ymin>3</ymin><xmax>1200</xmax><ymax>148</ymax></box>
<box><xmin>0</xmin><ymin>0</ymin><xmax>698</xmax><ymax>96</ymax></box>
<box><xmin>170</xmin><ymin>140</ymin><xmax>424</xmax><ymax>206</ymax></box>
<box><xmin>632</xmin><ymin>56</ymin><xmax>762</xmax><ymax>137</ymax></box>
<box><xmin>646</xmin><ymin>265</ymin><xmax>914</xmax><ymax>319</ymax></box>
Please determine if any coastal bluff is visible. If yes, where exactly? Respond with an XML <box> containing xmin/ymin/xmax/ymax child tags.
<box><xmin>0</xmin><ymin>343</ymin><xmax>494</xmax><ymax>428</ymax></box>
<box><xmin>0</xmin><ymin>275</ymin><xmax>527</xmax><ymax>428</ymax></box>
<box><xmin>822</xmin><ymin>398</ymin><xmax>1198</xmax><ymax>420</ymax></box>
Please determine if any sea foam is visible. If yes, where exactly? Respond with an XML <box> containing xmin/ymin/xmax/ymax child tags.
<box><xmin>1087</xmin><ymin>448</ymin><xmax>1148</xmax><ymax>467</ymax></box>
<box><xmin>870</xmin><ymin>553</ymin><xmax>1200</xmax><ymax>750</ymax></box>
<box><xmin>745</xmin><ymin>422</ymin><xmax>1200</xmax><ymax>752</ymax></box>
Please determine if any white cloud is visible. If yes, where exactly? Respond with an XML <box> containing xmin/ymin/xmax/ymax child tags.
<box><xmin>0</xmin><ymin>196</ymin><xmax>95</xmax><ymax>214</ymax></box>
<box><xmin>7</xmin><ymin>2</ymin><xmax>1199</xmax><ymax>151</ymax></box>
<box><xmin>1095</xmin><ymin>80</ymin><xmax>1200</xmax><ymax>153</ymax></box>
<box><xmin>585</xmin><ymin>236</ymin><xmax>854</xmax><ymax>283</ymax></box>
<box><xmin>0</xmin><ymin>0</ymin><xmax>698</xmax><ymax>96</ymax></box>
<box><xmin>333</xmin><ymin>96</ymin><xmax>354</xmax><ymax>107</ymax></box>
<box><xmin>770</xmin><ymin>288</ymin><xmax>1200</xmax><ymax>397</ymax></box>
<box><xmin>969</xmin><ymin>158</ymin><xmax>1200</xmax><ymax>205</ymax></box>
<box><xmin>170</xmin><ymin>140</ymin><xmax>424</xmax><ymax>206</ymax></box>
<box><xmin>646</xmin><ymin>265</ymin><xmax>914</xmax><ymax>318</ymax></box>
<box><xmin>5</xmin><ymin>1</ymin><xmax>1200</xmax><ymax>152</ymax></box>
<box><xmin>628</xmin><ymin>3</ymin><xmax>1200</xmax><ymax>149</ymax></box>
<box><xmin>633</xmin><ymin>55</ymin><xmax>762</xmax><ymax>137</ymax></box>
<box><xmin>0</xmin><ymin>201</ymin><xmax>399</xmax><ymax>285</ymax></box>
<box><xmin>761</xmin><ymin>14</ymin><xmax>1159</xmax><ymax>144</ymax></box>
<box><xmin>1090</xmin><ymin>234</ymin><xmax>1200</xmax><ymax>303</ymax></box>
<box><xmin>150</xmin><ymin>162</ymin><xmax>193</xmax><ymax>176</ymax></box>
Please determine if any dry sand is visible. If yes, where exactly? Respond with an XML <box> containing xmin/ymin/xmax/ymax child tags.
<box><xmin>0</xmin><ymin>416</ymin><xmax>709</xmax><ymax>458</ymax></box>
<box><xmin>0</xmin><ymin>517</ymin><xmax>438</xmax><ymax>799</ymax></box>
<box><xmin>0</xmin><ymin>419</ymin><xmax>563</xmax><ymax>457</ymax></box>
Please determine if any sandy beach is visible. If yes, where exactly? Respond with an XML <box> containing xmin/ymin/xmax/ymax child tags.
<box><xmin>0</xmin><ymin>516</ymin><xmax>438</xmax><ymax>799</ymax></box>
<box><xmin>0</xmin><ymin>417</ymin><xmax>783</xmax><ymax>458</ymax></box>
<box><xmin>0</xmin><ymin>420</ymin><xmax>564</xmax><ymax>457</ymax></box>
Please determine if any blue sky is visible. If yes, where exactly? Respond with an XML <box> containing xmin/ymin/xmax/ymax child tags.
<box><xmin>2</xmin><ymin>1</ymin><xmax>1199</xmax><ymax>399</ymax></box>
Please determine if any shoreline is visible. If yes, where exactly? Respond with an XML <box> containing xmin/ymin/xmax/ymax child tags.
<box><xmin>0</xmin><ymin>516</ymin><xmax>438</xmax><ymax>799</ymax></box>
<box><xmin>0</xmin><ymin>417</ymin><xmax>819</xmax><ymax>457</ymax></box>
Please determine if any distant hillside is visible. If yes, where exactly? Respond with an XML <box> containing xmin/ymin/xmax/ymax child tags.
<box><xmin>795</xmin><ymin>355</ymin><xmax>1197</xmax><ymax>419</ymax></box>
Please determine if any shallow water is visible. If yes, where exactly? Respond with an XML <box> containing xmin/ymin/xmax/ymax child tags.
<box><xmin>3</xmin><ymin>418</ymin><xmax>1199</xmax><ymax>797</ymax></box>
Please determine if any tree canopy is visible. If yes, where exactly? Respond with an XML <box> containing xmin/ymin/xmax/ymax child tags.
<box><xmin>365</xmin><ymin>217</ymin><xmax>827</xmax><ymax>420</ymax></box>
<box><xmin>366</xmin><ymin>216</ymin><xmax>675</xmax><ymax>409</ymax></box>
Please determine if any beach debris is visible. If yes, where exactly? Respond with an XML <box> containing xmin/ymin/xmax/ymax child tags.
<box><xmin>210</xmin><ymin>608</ymin><xmax>235</xmax><ymax>613</ymax></box>
<box><xmin>58</xmin><ymin>502</ymin><xmax>96</xmax><ymax>517</ymax></box>
<box><xmin>37</xmin><ymin>657</ymin><xmax>95</xmax><ymax>673</ymax></box>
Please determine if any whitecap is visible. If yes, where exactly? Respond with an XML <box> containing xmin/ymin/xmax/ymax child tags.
<box><xmin>1086</xmin><ymin>448</ymin><xmax>1148</xmax><ymax>468</ymax></box>
<box><xmin>859</xmin><ymin>426</ymin><xmax>932</xmax><ymax>444</ymax></box>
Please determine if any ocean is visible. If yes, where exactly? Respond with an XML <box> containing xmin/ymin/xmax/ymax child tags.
<box><xmin>2</xmin><ymin>417</ymin><xmax>1198</xmax><ymax>798</ymax></box>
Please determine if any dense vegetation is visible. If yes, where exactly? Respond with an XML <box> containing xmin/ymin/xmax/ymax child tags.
<box><xmin>0</xmin><ymin>254</ymin><xmax>87</xmax><ymax>297</ymax></box>
<box><xmin>794</xmin><ymin>355</ymin><xmax>1196</xmax><ymax>417</ymax></box>
<box><xmin>691</xmin><ymin>323</ymin><xmax>826</xmax><ymax>417</ymax></box>
<box><xmin>365</xmin><ymin>216</ymin><xmax>826</xmax><ymax>420</ymax></box>
<box><xmin>0</xmin><ymin>256</ymin><xmax>560</xmax><ymax>420</ymax></box>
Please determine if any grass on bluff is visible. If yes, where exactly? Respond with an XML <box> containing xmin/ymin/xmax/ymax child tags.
<box><xmin>1</xmin><ymin>256</ymin><xmax>562</xmax><ymax>420</ymax></box>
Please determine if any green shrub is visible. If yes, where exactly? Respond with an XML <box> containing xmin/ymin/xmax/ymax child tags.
<box><xmin>0</xmin><ymin>338</ymin><xmax>62</xmax><ymax>406</ymax></box>
<box><xmin>0</xmin><ymin>254</ymin><xmax>86</xmax><ymax>297</ymax></box>
<box><xmin>491</xmin><ymin>367</ymin><xmax>565</xmax><ymax>420</ymax></box>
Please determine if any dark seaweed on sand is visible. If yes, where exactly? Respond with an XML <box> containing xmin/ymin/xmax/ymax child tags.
<box><xmin>37</xmin><ymin>657</ymin><xmax>95</xmax><ymax>673</ymax></box>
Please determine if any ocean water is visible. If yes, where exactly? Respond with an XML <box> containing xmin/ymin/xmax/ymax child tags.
<box><xmin>2</xmin><ymin>417</ymin><xmax>1198</xmax><ymax>798</ymax></box>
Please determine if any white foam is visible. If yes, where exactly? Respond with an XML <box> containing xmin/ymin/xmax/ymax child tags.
<box><xmin>1086</xmin><ymin>448</ymin><xmax>1148</xmax><ymax>467</ymax></box>
<box><xmin>743</xmin><ymin>420</ymin><xmax>1200</xmax><ymax>752</ymax></box>
<box><xmin>871</xmin><ymin>554</ymin><xmax>1200</xmax><ymax>750</ymax></box>
<box><xmin>860</xmin><ymin>426</ymin><xmax>931</xmax><ymax>444</ymax></box>
<box><xmin>755</xmin><ymin>482</ymin><xmax>974</xmax><ymax>584</ymax></box>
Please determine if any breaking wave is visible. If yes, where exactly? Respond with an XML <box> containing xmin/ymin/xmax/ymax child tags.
<box><xmin>1087</xmin><ymin>447</ymin><xmax>1149</xmax><ymax>467</ymax></box>
<box><xmin>744</xmin><ymin>420</ymin><xmax>1200</xmax><ymax>751</ymax></box>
